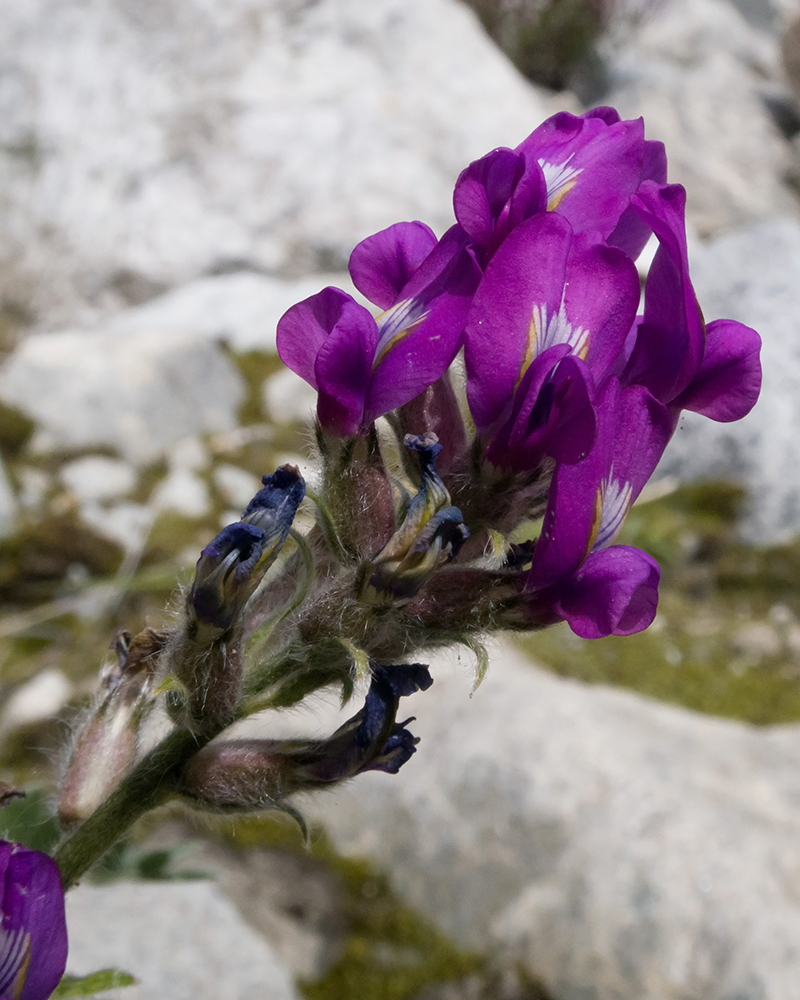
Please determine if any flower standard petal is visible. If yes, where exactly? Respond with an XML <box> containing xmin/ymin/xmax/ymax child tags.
<box><xmin>465</xmin><ymin>214</ymin><xmax>639</xmax><ymax>434</ymax></box>
<box><xmin>517</xmin><ymin>111</ymin><xmax>648</xmax><ymax>239</ymax></box>
<box><xmin>349</xmin><ymin>221</ymin><xmax>438</xmax><ymax>309</ymax></box>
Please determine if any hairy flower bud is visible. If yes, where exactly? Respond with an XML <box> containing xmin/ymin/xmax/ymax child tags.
<box><xmin>178</xmin><ymin>663</ymin><xmax>432</xmax><ymax>810</ymax></box>
<box><xmin>366</xmin><ymin>434</ymin><xmax>468</xmax><ymax>603</ymax></box>
<box><xmin>59</xmin><ymin>628</ymin><xmax>165</xmax><ymax>828</ymax></box>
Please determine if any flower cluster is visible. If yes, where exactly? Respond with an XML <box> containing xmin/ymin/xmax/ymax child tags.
<box><xmin>51</xmin><ymin>110</ymin><xmax>762</xmax><ymax>986</ymax></box>
<box><xmin>278</xmin><ymin>108</ymin><xmax>761</xmax><ymax>639</ymax></box>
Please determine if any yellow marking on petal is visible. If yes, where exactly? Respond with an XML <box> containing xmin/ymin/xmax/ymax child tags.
<box><xmin>516</xmin><ymin>310</ymin><xmax>539</xmax><ymax>389</ymax></box>
<box><xmin>9</xmin><ymin>939</ymin><xmax>30</xmax><ymax>1000</ymax></box>
<box><xmin>547</xmin><ymin>178</ymin><xmax>578</xmax><ymax>211</ymax></box>
<box><xmin>586</xmin><ymin>488</ymin><xmax>604</xmax><ymax>556</ymax></box>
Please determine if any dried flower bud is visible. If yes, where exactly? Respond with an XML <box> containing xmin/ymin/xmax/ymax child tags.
<box><xmin>59</xmin><ymin>628</ymin><xmax>165</xmax><ymax>828</ymax></box>
<box><xmin>367</xmin><ymin>434</ymin><xmax>468</xmax><ymax>602</ymax></box>
<box><xmin>173</xmin><ymin>465</ymin><xmax>306</xmax><ymax>733</ymax></box>
<box><xmin>189</xmin><ymin>465</ymin><xmax>306</xmax><ymax>635</ymax></box>
<box><xmin>178</xmin><ymin>663</ymin><xmax>432</xmax><ymax>810</ymax></box>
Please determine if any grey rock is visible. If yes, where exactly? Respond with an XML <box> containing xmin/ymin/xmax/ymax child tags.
<box><xmin>659</xmin><ymin>216</ymin><xmax>800</xmax><ymax>542</ymax></box>
<box><xmin>0</xmin><ymin>0</ymin><xmax>556</xmax><ymax>329</ymax></box>
<box><xmin>603</xmin><ymin>0</ymin><xmax>796</xmax><ymax>235</ymax></box>
<box><xmin>60</xmin><ymin>456</ymin><xmax>137</xmax><ymax>504</ymax></box>
<box><xmin>307</xmin><ymin>641</ymin><xmax>800</xmax><ymax>1000</ymax></box>
<box><xmin>66</xmin><ymin>880</ymin><xmax>299</xmax><ymax>1000</ymax></box>
<box><xmin>0</xmin><ymin>327</ymin><xmax>245</xmax><ymax>464</ymax></box>
<box><xmin>106</xmin><ymin>271</ymin><xmax>359</xmax><ymax>353</ymax></box>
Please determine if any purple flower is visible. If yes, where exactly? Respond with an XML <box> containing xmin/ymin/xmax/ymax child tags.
<box><xmin>464</xmin><ymin>212</ymin><xmax>639</xmax><ymax>471</ymax></box>
<box><xmin>453</xmin><ymin>107</ymin><xmax>666</xmax><ymax>266</ymax></box>
<box><xmin>521</xmin><ymin>378</ymin><xmax>672</xmax><ymax>637</ymax></box>
<box><xmin>277</xmin><ymin>224</ymin><xmax>480</xmax><ymax>437</ymax></box>
<box><xmin>621</xmin><ymin>181</ymin><xmax>762</xmax><ymax>421</ymax></box>
<box><xmin>0</xmin><ymin>841</ymin><xmax>67</xmax><ymax>1000</ymax></box>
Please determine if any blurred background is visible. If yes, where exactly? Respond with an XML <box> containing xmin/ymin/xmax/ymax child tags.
<box><xmin>2</xmin><ymin>0</ymin><xmax>800</xmax><ymax>997</ymax></box>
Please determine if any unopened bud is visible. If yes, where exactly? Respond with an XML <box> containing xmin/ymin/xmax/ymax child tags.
<box><xmin>59</xmin><ymin>628</ymin><xmax>165</xmax><ymax>828</ymax></box>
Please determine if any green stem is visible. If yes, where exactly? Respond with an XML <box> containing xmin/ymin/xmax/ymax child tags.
<box><xmin>55</xmin><ymin>726</ymin><xmax>215</xmax><ymax>889</ymax></box>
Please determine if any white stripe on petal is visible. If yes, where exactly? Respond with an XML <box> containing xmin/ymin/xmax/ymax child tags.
<box><xmin>594</xmin><ymin>476</ymin><xmax>633</xmax><ymax>551</ymax></box>
<box><xmin>539</xmin><ymin>154</ymin><xmax>583</xmax><ymax>210</ymax></box>
<box><xmin>0</xmin><ymin>925</ymin><xmax>30</xmax><ymax>999</ymax></box>
<box><xmin>521</xmin><ymin>302</ymin><xmax>589</xmax><ymax>381</ymax></box>
<box><xmin>373</xmin><ymin>298</ymin><xmax>430</xmax><ymax>370</ymax></box>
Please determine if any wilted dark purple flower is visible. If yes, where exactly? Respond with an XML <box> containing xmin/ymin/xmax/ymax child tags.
<box><xmin>464</xmin><ymin>212</ymin><xmax>639</xmax><ymax>471</ymax></box>
<box><xmin>178</xmin><ymin>664</ymin><xmax>434</xmax><ymax>808</ymax></box>
<box><xmin>277</xmin><ymin>225</ymin><xmax>480</xmax><ymax>437</ymax></box>
<box><xmin>368</xmin><ymin>434</ymin><xmax>468</xmax><ymax>602</ymax></box>
<box><xmin>520</xmin><ymin>378</ymin><xmax>672</xmax><ymax>637</ymax></box>
<box><xmin>0</xmin><ymin>841</ymin><xmax>67</xmax><ymax>1000</ymax></box>
<box><xmin>190</xmin><ymin>464</ymin><xmax>305</xmax><ymax>632</ymax></box>
<box><xmin>620</xmin><ymin>181</ymin><xmax>762</xmax><ymax>422</ymax></box>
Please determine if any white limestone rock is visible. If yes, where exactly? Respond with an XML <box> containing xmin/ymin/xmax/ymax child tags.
<box><xmin>107</xmin><ymin>271</ymin><xmax>358</xmax><ymax>353</ymax></box>
<box><xmin>603</xmin><ymin>0</ymin><xmax>797</xmax><ymax>235</ymax></box>
<box><xmin>213</xmin><ymin>463</ymin><xmax>261</xmax><ymax>510</ymax></box>
<box><xmin>659</xmin><ymin>216</ymin><xmax>800</xmax><ymax>542</ymax></box>
<box><xmin>60</xmin><ymin>456</ymin><xmax>137</xmax><ymax>504</ymax></box>
<box><xmin>0</xmin><ymin>328</ymin><xmax>245</xmax><ymax>465</ymax></box>
<box><xmin>0</xmin><ymin>0</ymin><xmax>557</xmax><ymax>329</ymax></box>
<box><xmin>66</xmin><ymin>881</ymin><xmax>299</xmax><ymax>1000</ymax></box>
<box><xmin>308</xmin><ymin>641</ymin><xmax>800</xmax><ymax>1000</ymax></box>
<box><xmin>262</xmin><ymin>368</ymin><xmax>318</xmax><ymax>426</ymax></box>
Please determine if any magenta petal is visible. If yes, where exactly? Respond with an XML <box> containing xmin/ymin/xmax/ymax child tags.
<box><xmin>366</xmin><ymin>226</ymin><xmax>480</xmax><ymax>420</ymax></box>
<box><xmin>673</xmin><ymin>318</ymin><xmax>762</xmax><ymax>422</ymax></box>
<box><xmin>518</xmin><ymin>112</ymin><xmax>647</xmax><ymax>240</ymax></box>
<box><xmin>349</xmin><ymin>221</ymin><xmax>438</xmax><ymax>309</ymax></box>
<box><xmin>465</xmin><ymin>213</ymin><xmax>573</xmax><ymax>430</ymax></box>
<box><xmin>277</xmin><ymin>286</ymin><xmax>358</xmax><ymax>390</ymax></box>
<box><xmin>0</xmin><ymin>842</ymin><xmax>67</xmax><ymax>1000</ymax></box>
<box><xmin>607</xmin><ymin>139</ymin><xmax>668</xmax><ymax>260</ymax></box>
<box><xmin>313</xmin><ymin>298</ymin><xmax>378</xmax><ymax>437</ymax></box>
<box><xmin>554</xmin><ymin>545</ymin><xmax>660</xmax><ymax>638</ymax></box>
<box><xmin>529</xmin><ymin>379</ymin><xmax>672</xmax><ymax>589</ymax></box>
<box><xmin>487</xmin><ymin>348</ymin><xmax>596</xmax><ymax>471</ymax></box>
<box><xmin>453</xmin><ymin>148</ymin><xmax>524</xmax><ymax>245</ymax></box>
<box><xmin>625</xmin><ymin>182</ymin><xmax>705</xmax><ymax>402</ymax></box>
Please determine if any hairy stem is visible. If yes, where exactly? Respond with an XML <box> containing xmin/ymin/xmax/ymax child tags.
<box><xmin>55</xmin><ymin>726</ymin><xmax>215</xmax><ymax>889</ymax></box>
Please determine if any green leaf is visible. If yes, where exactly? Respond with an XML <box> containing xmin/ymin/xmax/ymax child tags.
<box><xmin>53</xmin><ymin>969</ymin><xmax>136</xmax><ymax>997</ymax></box>
<box><xmin>0</xmin><ymin>788</ymin><xmax>60</xmax><ymax>854</ymax></box>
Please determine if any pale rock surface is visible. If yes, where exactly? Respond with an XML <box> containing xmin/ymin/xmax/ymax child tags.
<box><xmin>262</xmin><ymin>368</ymin><xmax>318</xmax><ymax>425</ymax></box>
<box><xmin>603</xmin><ymin>0</ymin><xmax>796</xmax><ymax>235</ymax></box>
<box><xmin>213</xmin><ymin>462</ymin><xmax>261</xmax><ymax>509</ymax></box>
<box><xmin>308</xmin><ymin>641</ymin><xmax>800</xmax><ymax>1000</ymax></box>
<box><xmin>659</xmin><ymin>216</ymin><xmax>800</xmax><ymax>542</ymax></box>
<box><xmin>0</xmin><ymin>328</ymin><xmax>245</xmax><ymax>465</ymax></box>
<box><xmin>0</xmin><ymin>0</ymin><xmax>556</xmax><ymax>328</ymax></box>
<box><xmin>0</xmin><ymin>668</ymin><xmax>72</xmax><ymax>731</ymax></box>
<box><xmin>60</xmin><ymin>456</ymin><xmax>137</xmax><ymax>504</ymax></box>
<box><xmin>107</xmin><ymin>271</ymin><xmax>359</xmax><ymax>352</ymax></box>
<box><xmin>66</xmin><ymin>881</ymin><xmax>299</xmax><ymax>1000</ymax></box>
<box><xmin>153</xmin><ymin>467</ymin><xmax>210</xmax><ymax>518</ymax></box>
